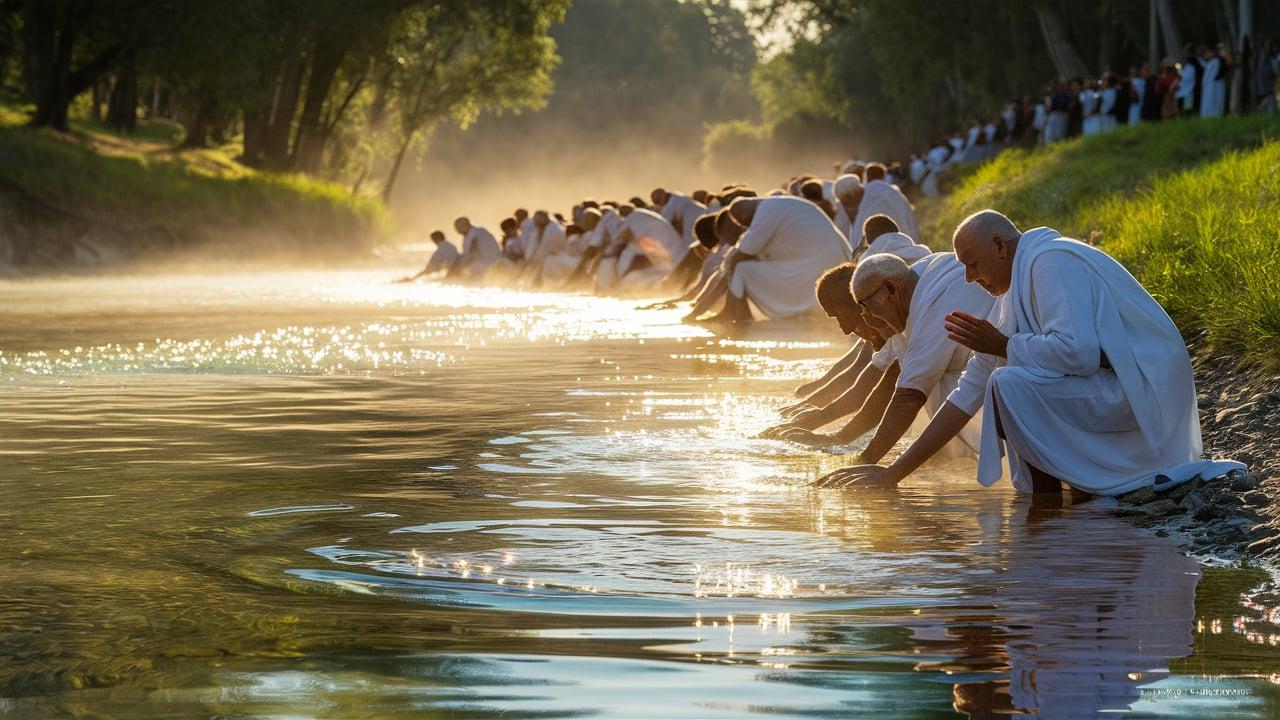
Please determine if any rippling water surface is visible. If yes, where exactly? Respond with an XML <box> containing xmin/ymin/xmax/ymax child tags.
<box><xmin>2</xmin><ymin>270</ymin><xmax>1279</xmax><ymax>719</ymax></box>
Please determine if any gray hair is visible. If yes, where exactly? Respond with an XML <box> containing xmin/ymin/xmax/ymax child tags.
<box><xmin>852</xmin><ymin>252</ymin><xmax>911</xmax><ymax>300</ymax></box>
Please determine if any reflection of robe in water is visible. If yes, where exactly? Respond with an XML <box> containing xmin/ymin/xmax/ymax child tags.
<box><xmin>925</xmin><ymin>503</ymin><xmax>1199</xmax><ymax>719</ymax></box>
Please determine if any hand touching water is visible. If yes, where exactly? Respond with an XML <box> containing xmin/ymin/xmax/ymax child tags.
<box><xmin>814</xmin><ymin>464</ymin><xmax>902</xmax><ymax>489</ymax></box>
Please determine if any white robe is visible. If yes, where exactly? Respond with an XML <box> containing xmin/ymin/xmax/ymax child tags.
<box><xmin>1200</xmin><ymin>57</ymin><xmax>1225</xmax><ymax>118</ymax></box>
<box><xmin>659</xmin><ymin>193</ymin><xmax>706</xmax><ymax>247</ymax></box>
<box><xmin>1128</xmin><ymin>77</ymin><xmax>1145</xmax><ymax>125</ymax></box>
<box><xmin>458</xmin><ymin>226</ymin><xmax>501</xmax><ymax>278</ymax></box>
<box><xmin>517</xmin><ymin>217</ymin><xmax>537</xmax><ymax>251</ymax></box>
<box><xmin>861</xmin><ymin>231</ymin><xmax>931</xmax><ymax>264</ymax></box>
<box><xmin>833</xmin><ymin>202</ymin><xmax>856</xmax><ymax>245</ymax></box>
<box><xmin>870</xmin><ymin>254</ymin><xmax>993</xmax><ymax>456</ymax></box>
<box><xmin>422</xmin><ymin>241</ymin><xmax>460</xmax><ymax>275</ymax></box>
<box><xmin>727</xmin><ymin>196</ymin><xmax>852</xmax><ymax>320</ymax></box>
<box><xmin>947</xmin><ymin>227</ymin><xmax>1242</xmax><ymax>495</ymax></box>
<box><xmin>591</xmin><ymin>210</ymin><xmax>631</xmax><ymax>293</ymax></box>
<box><xmin>617</xmin><ymin>208</ymin><xmax>684</xmax><ymax>276</ymax></box>
<box><xmin>1098</xmin><ymin>87</ymin><xmax>1117</xmax><ymax>133</ymax></box>
<box><xmin>909</xmin><ymin>158</ymin><xmax>926</xmax><ymax>185</ymax></box>
<box><xmin>1081</xmin><ymin>89</ymin><xmax>1101</xmax><ymax>136</ymax></box>
<box><xmin>1177</xmin><ymin>62</ymin><xmax>1198</xmax><ymax>108</ymax></box>
<box><xmin>525</xmin><ymin>221</ymin><xmax>570</xmax><ymax>284</ymax></box>
<box><xmin>852</xmin><ymin>180</ymin><xmax>920</xmax><ymax>246</ymax></box>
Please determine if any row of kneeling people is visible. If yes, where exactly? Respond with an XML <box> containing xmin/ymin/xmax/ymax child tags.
<box><xmin>396</xmin><ymin>161</ymin><xmax>919</xmax><ymax>329</ymax></box>
<box><xmin>762</xmin><ymin>208</ymin><xmax>1242</xmax><ymax>499</ymax></box>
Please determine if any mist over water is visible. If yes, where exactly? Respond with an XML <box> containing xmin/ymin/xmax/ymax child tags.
<box><xmin>392</xmin><ymin>132</ymin><xmax>843</xmax><ymax>240</ymax></box>
<box><xmin>2</xmin><ymin>270</ymin><xmax>1280</xmax><ymax>718</ymax></box>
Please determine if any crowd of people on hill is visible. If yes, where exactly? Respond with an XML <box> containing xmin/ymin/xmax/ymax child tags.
<box><xmin>900</xmin><ymin>39</ymin><xmax>1280</xmax><ymax>197</ymax></box>
<box><xmin>396</xmin><ymin>159</ymin><xmax>923</xmax><ymax>331</ymax></box>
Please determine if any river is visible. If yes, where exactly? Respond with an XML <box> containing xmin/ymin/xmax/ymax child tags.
<box><xmin>1</xmin><ymin>270</ymin><xmax>1278</xmax><ymax>718</ymax></box>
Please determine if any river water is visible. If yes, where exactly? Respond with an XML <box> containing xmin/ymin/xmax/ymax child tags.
<box><xmin>1</xmin><ymin>270</ymin><xmax>1278</xmax><ymax>719</ymax></box>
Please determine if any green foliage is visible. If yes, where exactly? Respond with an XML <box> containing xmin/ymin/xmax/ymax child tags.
<box><xmin>741</xmin><ymin>0</ymin><xmax>1280</xmax><ymax>158</ymax></box>
<box><xmin>926</xmin><ymin>114</ymin><xmax>1280</xmax><ymax>365</ymax></box>
<box><xmin>0</xmin><ymin>108</ymin><xmax>388</xmax><ymax>254</ymax></box>
<box><xmin>425</xmin><ymin>0</ymin><xmax>757</xmax><ymax>170</ymax></box>
<box><xmin>701</xmin><ymin>120</ymin><xmax>774</xmax><ymax>179</ymax></box>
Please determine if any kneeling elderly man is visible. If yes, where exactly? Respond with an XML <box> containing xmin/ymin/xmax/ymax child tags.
<box><xmin>819</xmin><ymin>210</ymin><xmax>1241</xmax><ymax>495</ymax></box>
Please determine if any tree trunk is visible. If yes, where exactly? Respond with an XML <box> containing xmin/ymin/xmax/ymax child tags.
<box><xmin>381</xmin><ymin>130</ymin><xmax>416</xmax><ymax>204</ymax></box>
<box><xmin>180</xmin><ymin>93</ymin><xmax>215</xmax><ymax>148</ymax></box>
<box><xmin>105</xmin><ymin>47</ymin><xmax>137</xmax><ymax>133</ymax></box>
<box><xmin>261</xmin><ymin>23</ymin><xmax>306</xmax><ymax>169</ymax></box>
<box><xmin>1220</xmin><ymin>0</ymin><xmax>1238</xmax><ymax>47</ymax></box>
<box><xmin>290</xmin><ymin>29</ymin><xmax>353</xmax><ymax>174</ymax></box>
<box><xmin>1155</xmin><ymin>0</ymin><xmax>1182</xmax><ymax>59</ymax></box>
<box><xmin>1032</xmin><ymin>1</ymin><xmax>1090</xmax><ymax>79</ymax></box>
<box><xmin>241</xmin><ymin>104</ymin><xmax>269</xmax><ymax>165</ymax></box>
<box><xmin>24</xmin><ymin>0</ymin><xmax>127</xmax><ymax>131</ymax></box>
<box><xmin>150</xmin><ymin>76</ymin><xmax>161</xmax><ymax>118</ymax></box>
<box><xmin>91</xmin><ymin>77</ymin><xmax>104</xmax><ymax>122</ymax></box>
<box><xmin>1098</xmin><ymin>4</ymin><xmax>1116</xmax><ymax>73</ymax></box>
<box><xmin>1148</xmin><ymin>0</ymin><xmax>1159</xmax><ymax>69</ymax></box>
<box><xmin>26</xmin><ymin>0</ymin><xmax>74</xmax><ymax>129</ymax></box>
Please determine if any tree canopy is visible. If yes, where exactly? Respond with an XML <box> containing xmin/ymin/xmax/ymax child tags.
<box><xmin>2</xmin><ymin>0</ymin><xmax>567</xmax><ymax>200</ymax></box>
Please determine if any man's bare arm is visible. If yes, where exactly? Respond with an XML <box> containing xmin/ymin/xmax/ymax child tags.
<box><xmin>828</xmin><ymin>364</ymin><xmax>901</xmax><ymax>442</ymax></box>
<box><xmin>856</xmin><ymin>387</ymin><xmax>928</xmax><ymax>463</ymax></box>
<box><xmin>884</xmin><ymin>401</ymin><xmax>973</xmax><ymax>477</ymax></box>
<box><xmin>795</xmin><ymin>342</ymin><xmax>873</xmax><ymax>409</ymax></box>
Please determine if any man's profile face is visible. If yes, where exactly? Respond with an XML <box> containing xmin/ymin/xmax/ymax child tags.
<box><xmin>955</xmin><ymin>235</ymin><xmax>1014</xmax><ymax>296</ymax></box>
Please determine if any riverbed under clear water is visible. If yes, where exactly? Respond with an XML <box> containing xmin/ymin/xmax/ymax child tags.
<box><xmin>1</xmin><ymin>270</ymin><xmax>1278</xmax><ymax>719</ymax></box>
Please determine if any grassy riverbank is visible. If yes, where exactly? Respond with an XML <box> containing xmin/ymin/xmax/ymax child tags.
<box><xmin>923</xmin><ymin>114</ymin><xmax>1280</xmax><ymax>366</ymax></box>
<box><xmin>0</xmin><ymin>101</ymin><xmax>388</xmax><ymax>269</ymax></box>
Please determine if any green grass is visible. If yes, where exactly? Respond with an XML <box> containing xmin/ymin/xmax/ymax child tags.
<box><xmin>0</xmin><ymin>99</ymin><xmax>389</xmax><ymax>258</ymax></box>
<box><xmin>923</xmin><ymin>114</ymin><xmax>1280</xmax><ymax>366</ymax></box>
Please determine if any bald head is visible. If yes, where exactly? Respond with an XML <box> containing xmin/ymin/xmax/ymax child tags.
<box><xmin>953</xmin><ymin>210</ymin><xmax>1020</xmax><ymax>248</ymax></box>
<box><xmin>952</xmin><ymin>209</ymin><xmax>1022</xmax><ymax>296</ymax></box>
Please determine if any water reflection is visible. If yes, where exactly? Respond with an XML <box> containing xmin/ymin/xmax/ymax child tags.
<box><xmin>0</xmin><ymin>271</ymin><xmax>1276</xmax><ymax>718</ymax></box>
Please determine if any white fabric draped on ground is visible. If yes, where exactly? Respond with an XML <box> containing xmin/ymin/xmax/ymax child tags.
<box><xmin>947</xmin><ymin>227</ymin><xmax>1242</xmax><ymax>495</ymax></box>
